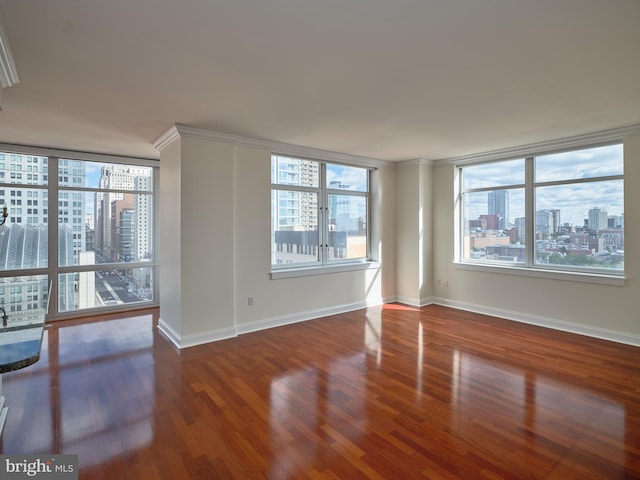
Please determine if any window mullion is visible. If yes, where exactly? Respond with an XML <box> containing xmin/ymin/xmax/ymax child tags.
<box><xmin>525</xmin><ymin>157</ymin><xmax>535</xmax><ymax>267</ymax></box>
<box><xmin>320</xmin><ymin>163</ymin><xmax>327</xmax><ymax>265</ymax></box>
<box><xmin>47</xmin><ymin>156</ymin><xmax>59</xmax><ymax>317</ymax></box>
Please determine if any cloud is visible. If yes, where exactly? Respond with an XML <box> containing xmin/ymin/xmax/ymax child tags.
<box><xmin>462</xmin><ymin>144</ymin><xmax>624</xmax><ymax>227</ymax></box>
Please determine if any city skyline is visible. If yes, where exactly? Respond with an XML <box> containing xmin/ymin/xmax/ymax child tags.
<box><xmin>462</xmin><ymin>144</ymin><xmax>624</xmax><ymax>227</ymax></box>
<box><xmin>0</xmin><ymin>152</ymin><xmax>155</xmax><ymax>312</ymax></box>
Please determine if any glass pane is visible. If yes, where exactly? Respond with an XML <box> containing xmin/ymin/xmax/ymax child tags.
<box><xmin>58</xmin><ymin>191</ymin><xmax>153</xmax><ymax>266</ymax></box>
<box><xmin>0</xmin><ymin>275</ymin><xmax>49</xmax><ymax>315</ymax></box>
<box><xmin>535</xmin><ymin>180</ymin><xmax>623</xmax><ymax>270</ymax></box>
<box><xmin>328</xmin><ymin>194</ymin><xmax>367</xmax><ymax>261</ymax></box>
<box><xmin>271</xmin><ymin>156</ymin><xmax>319</xmax><ymax>187</ymax></box>
<box><xmin>59</xmin><ymin>159</ymin><xmax>153</xmax><ymax>191</ymax></box>
<box><xmin>58</xmin><ymin>267</ymin><xmax>154</xmax><ymax>312</ymax></box>
<box><xmin>0</xmin><ymin>187</ymin><xmax>49</xmax><ymax>271</ymax></box>
<box><xmin>326</xmin><ymin>164</ymin><xmax>368</xmax><ymax>192</ymax></box>
<box><xmin>535</xmin><ymin>144</ymin><xmax>623</xmax><ymax>183</ymax></box>
<box><xmin>462</xmin><ymin>159</ymin><xmax>525</xmax><ymax>190</ymax></box>
<box><xmin>462</xmin><ymin>188</ymin><xmax>525</xmax><ymax>263</ymax></box>
<box><xmin>271</xmin><ymin>190</ymin><xmax>319</xmax><ymax>266</ymax></box>
<box><xmin>0</xmin><ymin>151</ymin><xmax>49</xmax><ymax>186</ymax></box>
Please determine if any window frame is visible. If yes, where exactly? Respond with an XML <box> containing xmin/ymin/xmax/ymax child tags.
<box><xmin>455</xmin><ymin>142</ymin><xmax>624</xmax><ymax>285</ymax></box>
<box><xmin>270</xmin><ymin>154</ymin><xmax>372</xmax><ymax>276</ymax></box>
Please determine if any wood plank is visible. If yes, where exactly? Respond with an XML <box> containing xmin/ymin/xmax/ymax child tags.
<box><xmin>1</xmin><ymin>304</ymin><xmax>640</xmax><ymax>479</ymax></box>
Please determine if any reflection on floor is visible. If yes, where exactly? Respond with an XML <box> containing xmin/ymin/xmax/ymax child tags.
<box><xmin>1</xmin><ymin>305</ymin><xmax>640</xmax><ymax>479</ymax></box>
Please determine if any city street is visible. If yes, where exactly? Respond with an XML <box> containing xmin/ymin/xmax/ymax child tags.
<box><xmin>96</xmin><ymin>272</ymin><xmax>141</xmax><ymax>305</ymax></box>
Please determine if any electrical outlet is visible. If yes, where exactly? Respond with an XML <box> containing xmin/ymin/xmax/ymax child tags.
<box><xmin>444</xmin><ymin>280</ymin><xmax>449</xmax><ymax>287</ymax></box>
<box><xmin>248</xmin><ymin>296</ymin><xmax>254</xmax><ymax>306</ymax></box>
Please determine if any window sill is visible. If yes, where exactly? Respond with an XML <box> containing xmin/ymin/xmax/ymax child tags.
<box><xmin>271</xmin><ymin>261</ymin><xmax>380</xmax><ymax>280</ymax></box>
<box><xmin>454</xmin><ymin>262</ymin><xmax>625</xmax><ymax>286</ymax></box>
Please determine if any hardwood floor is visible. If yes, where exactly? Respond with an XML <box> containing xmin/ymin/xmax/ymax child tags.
<box><xmin>2</xmin><ymin>304</ymin><xmax>640</xmax><ymax>479</ymax></box>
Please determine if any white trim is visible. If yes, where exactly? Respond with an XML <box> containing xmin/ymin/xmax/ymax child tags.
<box><xmin>157</xmin><ymin>318</ymin><xmax>181</xmax><ymax>348</ymax></box>
<box><xmin>270</xmin><ymin>261</ymin><xmax>379</xmax><ymax>280</ymax></box>
<box><xmin>437</xmin><ymin>124</ymin><xmax>640</xmax><ymax>166</ymax></box>
<box><xmin>394</xmin><ymin>295</ymin><xmax>436</xmax><ymax>308</ymax></box>
<box><xmin>152</xmin><ymin>126</ymin><xmax>180</xmax><ymax>151</ymax></box>
<box><xmin>396</xmin><ymin>158</ymin><xmax>434</xmax><ymax>168</ymax></box>
<box><xmin>157</xmin><ymin>318</ymin><xmax>238</xmax><ymax>349</ymax></box>
<box><xmin>236</xmin><ymin>298</ymin><xmax>384</xmax><ymax>336</ymax></box>
<box><xmin>430</xmin><ymin>297</ymin><xmax>640</xmax><ymax>348</ymax></box>
<box><xmin>160</xmin><ymin>299</ymin><xmax>387</xmax><ymax>348</ymax></box>
<box><xmin>0</xmin><ymin>142</ymin><xmax>157</xmax><ymax>165</ymax></box>
<box><xmin>153</xmin><ymin>124</ymin><xmax>395</xmax><ymax>169</ymax></box>
<box><xmin>0</xmin><ymin>10</ymin><xmax>19</xmax><ymax>89</ymax></box>
<box><xmin>454</xmin><ymin>262</ymin><xmax>625</xmax><ymax>286</ymax></box>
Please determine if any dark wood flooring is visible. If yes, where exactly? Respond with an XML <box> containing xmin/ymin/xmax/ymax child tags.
<box><xmin>2</xmin><ymin>304</ymin><xmax>640</xmax><ymax>479</ymax></box>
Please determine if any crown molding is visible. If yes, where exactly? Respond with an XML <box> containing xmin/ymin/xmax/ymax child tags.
<box><xmin>0</xmin><ymin>10</ymin><xmax>20</xmax><ymax>89</ymax></box>
<box><xmin>152</xmin><ymin>125</ymin><xmax>181</xmax><ymax>151</ymax></box>
<box><xmin>153</xmin><ymin>124</ymin><xmax>395</xmax><ymax>169</ymax></box>
<box><xmin>436</xmin><ymin>124</ymin><xmax>640</xmax><ymax>166</ymax></box>
<box><xmin>396</xmin><ymin>158</ymin><xmax>434</xmax><ymax>168</ymax></box>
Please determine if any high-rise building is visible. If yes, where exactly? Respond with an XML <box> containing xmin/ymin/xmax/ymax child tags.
<box><xmin>536</xmin><ymin>210</ymin><xmax>554</xmax><ymax>236</ymax></box>
<box><xmin>488</xmin><ymin>190</ymin><xmax>509</xmax><ymax>230</ymax></box>
<box><xmin>111</xmin><ymin>194</ymin><xmax>135</xmax><ymax>261</ymax></box>
<box><xmin>588</xmin><ymin>207</ymin><xmax>608</xmax><ymax>231</ymax></box>
<box><xmin>515</xmin><ymin>217</ymin><xmax>526</xmax><ymax>243</ymax></box>
<box><xmin>550</xmin><ymin>209</ymin><xmax>561</xmax><ymax>235</ymax></box>
<box><xmin>58</xmin><ymin>159</ymin><xmax>87</xmax><ymax>263</ymax></box>
<box><xmin>119</xmin><ymin>208</ymin><xmax>135</xmax><ymax>262</ymax></box>
<box><xmin>272</xmin><ymin>157</ymin><xmax>319</xmax><ymax>231</ymax></box>
<box><xmin>0</xmin><ymin>154</ymin><xmax>83</xmax><ymax>311</ymax></box>
<box><xmin>134</xmin><ymin>176</ymin><xmax>152</xmax><ymax>260</ymax></box>
<box><xmin>95</xmin><ymin>165</ymin><xmax>152</xmax><ymax>261</ymax></box>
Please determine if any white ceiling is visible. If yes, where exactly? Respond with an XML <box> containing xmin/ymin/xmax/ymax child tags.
<box><xmin>0</xmin><ymin>0</ymin><xmax>639</xmax><ymax>162</ymax></box>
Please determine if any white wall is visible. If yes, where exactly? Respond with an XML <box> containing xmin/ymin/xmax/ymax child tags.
<box><xmin>158</xmin><ymin>132</ymin><xmax>396</xmax><ymax>347</ymax></box>
<box><xmin>159</xmin><ymin>126</ymin><xmax>640</xmax><ymax>348</ymax></box>
<box><xmin>395</xmin><ymin>160</ymin><xmax>433</xmax><ymax>306</ymax></box>
<box><xmin>158</xmin><ymin>135</ymin><xmax>236</xmax><ymax>346</ymax></box>
<box><xmin>431</xmin><ymin>133</ymin><xmax>640</xmax><ymax>344</ymax></box>
<box><xmin>158</xmin><ymin>138</ymin><xmax>182</xmax><ymax>338</ymax></box>
<box><xmin>233</xmin><ymin>144</ymin><xmax>395</xmax><ymax>332</ymax></box>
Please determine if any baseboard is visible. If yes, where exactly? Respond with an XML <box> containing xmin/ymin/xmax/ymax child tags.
<box><xmin>162</xmin><ymin>297</ymin><xmax>640</xmax><ymax>349</ymax></box>
<box><xmin>431</xmin><ymin>297</ymin><xmax>640</xmax><ymax>348</ymax></box>
<box><xmin>236</xmin><ymin>297</ymin><xmax>386</xmax><ymax>336</ymax></box>
<box><xmin>158</xmin><ymin>317</ymin><xmax>237</xmax><ymax>349</ymax></box>
<box><xmin>393</xmin><ymin>296</ymin><xmax>436</xmax><ymax>308</ymax></box>
<box><xmin>157</xmin><ymin>318</ymin><xmax>181</xmax><ymax>348</ymax></box>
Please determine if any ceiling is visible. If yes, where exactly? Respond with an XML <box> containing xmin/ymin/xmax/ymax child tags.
<box><xmin>0</xmin><ymin>0</ymin><xmax>639</xmax><ymax>162</ymax></box>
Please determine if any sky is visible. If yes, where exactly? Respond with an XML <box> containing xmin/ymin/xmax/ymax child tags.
<box><xmin>326</xmin><ymin>164</ymin><xmax>368</xmax><ymax>191</ymax></box>
<box><xmin>463</xmin><ymin>144</ymin><xmax>624</xmax><ymax>227</ymax></box>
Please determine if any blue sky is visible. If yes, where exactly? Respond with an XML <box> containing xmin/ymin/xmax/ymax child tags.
<box><xmin>463</xmin><ymin>144</ymin><xmax>624</xmax><ymax>226</ymax></box>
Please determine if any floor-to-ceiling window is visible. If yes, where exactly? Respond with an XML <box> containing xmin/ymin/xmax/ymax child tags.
<box><xmin>0</xmin><ymin>147</ymin><xmax>158</xmax><ymax>319</ymax></box>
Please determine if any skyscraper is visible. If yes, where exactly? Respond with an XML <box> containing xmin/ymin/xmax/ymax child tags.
<box><xmin>550</xmin><ymin>209</ymin><xmax>561</xmax><ymax>235</ymax></box>
<box><xmin>588</xmin><ymin>207</ymin><xmax>608</xmax><ymax>231</ymax></box>
<box><xmin>95</xmin><ymin>165</ymin><xmax>152</xmax><ymax>261</ymax></box>
<box><xmin>488</xmin><ymin>190</ymin><xmax>509</xmax><ymax>230</ymax></box>
<box><xmin>272</xmin><ymin>157</ymin><xmax>319</xmax><ymax>231</ymax></box>
<box><xmin>536</xmin><ymin>210</ymin><xmax>554</xmax><ymax>236</ymax></box>
<box><xmin>0</xmin><ymin>154</ymin><xmax>82</xmax><ymax>311</ymax></box>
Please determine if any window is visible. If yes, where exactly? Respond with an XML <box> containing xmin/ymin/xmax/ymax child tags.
<box><xmin>57</xmin><ymin>160</ymin><xmax>155</xmax><ymax>312</ymax></box>
<box><xmin>271</xmin><ymin>155</ymin><xmax>369</xmax><ymax>269</ymax></box>
<box><xmin>0</xmin><ymin>150</ymin><xmax>157</xmax><ymax>318</ymax></box>
<box><xmin>458</xmin><ymin>144</ymin><xmax>623</xmax><ymax>276</ymax></box>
